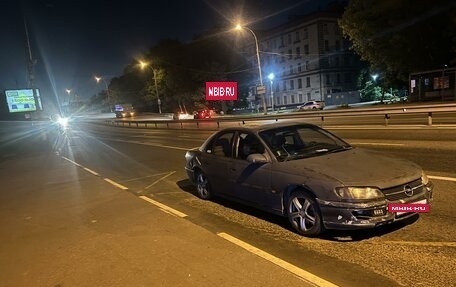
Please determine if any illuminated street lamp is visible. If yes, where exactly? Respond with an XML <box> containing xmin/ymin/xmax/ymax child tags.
<box><xmin>65</xmin><ymin>89</ymin><xmax>71</xmax><ymax>104</ymax></box>
<box><xmin>371</xmin><ymin>74</ymin><xmax>379</xmax><ymax>82</ymax></box>
<box><xmin>94</xmin><ymin>75</ymin><xmax>112</xmax><ymax>108</ymax></box>
<box><xmin>139</xmin><ymin>60</ymin><xmax>162</xmax><ymax>114</ymax></box>
<box><xmin>235</xmin><ymin>23</ymin><xmax>267</xmax><ymax>115</ymax></box>
<box><xmin>268</xmin><ymin>73</ymin><xmax>274</xmax><ymax>112</ymax></box>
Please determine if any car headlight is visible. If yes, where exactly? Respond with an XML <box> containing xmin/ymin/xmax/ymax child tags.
<box><xmin>335</xmin><ymin>187</ymin><xmax>384</xmax><ymax>200</ymax></box>
<box><xmin>421</xmin><ymin>171</ymin><xmax>429</xmax><ymax>185</ymax></box>
<box><xmin>57</xmin><ymin>117</ymin><xmax>69</xmax><ymax>129</ymax></box>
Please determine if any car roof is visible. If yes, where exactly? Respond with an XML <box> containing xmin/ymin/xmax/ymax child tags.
<box><xmin>219</xmin><ymin>121</ymin><xmax>319</xmax><ymax>133</ymax></box>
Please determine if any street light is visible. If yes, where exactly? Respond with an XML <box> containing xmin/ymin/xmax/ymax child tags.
<box><xmin>371</xmin><ymin>74</ymin><xmax>378</xmax><ymax>82</ymax></box>
<box><xmin>139</xmin><ymin>60</ymin><xmax>162</xmax><ymax>114</ymax></box>
<box><xmin>268</xmin><ymin>73</ymin><xmax>274</xmax><ymax>112</ymax></box>
<box><xmin>65</xmin><ymin>89</ymin><xmax>71</xmax><ymax>104</ymax></box>
<box><xmin>94</xmin><ymin>75</ymin><xmax>112</xmax><ymax>110</ymax></box>
<box><xmin>235</xmin><ymin>23</ymin><xmax>267</xmax><ymax>115</ymax></box>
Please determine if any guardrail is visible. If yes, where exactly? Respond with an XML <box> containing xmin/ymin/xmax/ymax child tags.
<box><xmin>104</xmin><ymin>103</ymin><xmax>456</xmax><ymax>130</ymax></box>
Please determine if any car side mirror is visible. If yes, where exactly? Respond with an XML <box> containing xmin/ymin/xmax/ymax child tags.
<box><xmin>246</xmin><ymin>153</ymin><xmax>269</xmax><ymax>164</ymax></box>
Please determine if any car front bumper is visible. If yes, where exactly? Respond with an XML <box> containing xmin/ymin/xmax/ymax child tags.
<box><xmin>317</xmin><ymin>182</ymin><xmax>433</xmax><ymax>230</ymax></box>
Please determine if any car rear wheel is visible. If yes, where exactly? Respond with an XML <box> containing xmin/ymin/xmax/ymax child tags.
<box><xmin>287</xmin><ymin>191</ymin><xmax>324</xmax><ymax>236</ymax></box>
<box><xmin>195</xmin><ymin>170</ymin><xmax>212</xmax><ymax>200</ymax></box>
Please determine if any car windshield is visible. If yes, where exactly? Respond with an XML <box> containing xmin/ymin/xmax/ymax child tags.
<box><xmin>259</xmin><ymin>125</ymin><xmax>352</xmax><ymax>162</ymax></box>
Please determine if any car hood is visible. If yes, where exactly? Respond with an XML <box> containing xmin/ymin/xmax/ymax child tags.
<box><xmin>278</xmin><ymin>148</ymin><xmax>422</xmax><ymax>189</ymax></box>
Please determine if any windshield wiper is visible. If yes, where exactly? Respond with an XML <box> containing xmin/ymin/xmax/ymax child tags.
<box><xmin>326</xmin><ymin>146</ymin><xmax>352</xmax><ymax>154</ymax></box>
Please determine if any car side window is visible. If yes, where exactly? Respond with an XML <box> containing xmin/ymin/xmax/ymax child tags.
<box><xmin>236</xmin><ymin>132</ymin><xmax>265</xmax><ymax>160</ymax></box>
<box><xmin>205</xmin><ymin>132</ymin><xmax>234</xmax><ymax>157</ymax></box>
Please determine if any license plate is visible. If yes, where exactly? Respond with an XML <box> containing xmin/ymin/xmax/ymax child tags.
<box><xmin>395</xmin><ymin>199</ymin><xmax>427</xmax><ymax>215</ymax></box>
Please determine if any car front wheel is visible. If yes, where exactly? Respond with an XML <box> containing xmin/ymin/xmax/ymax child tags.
<box><xmin>195</xmin><ymin>170</ymin><xmax>212</xmax><ymax>200</ymax></box>
<box><xmin>287</xmin><ymin>191</ymin><xmax>324</xmax><ymax>236</ymax></box>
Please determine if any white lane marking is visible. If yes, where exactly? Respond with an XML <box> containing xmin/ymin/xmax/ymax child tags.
<box><xmin>217</xmin><ymin>232</ymin><xmax>339</xmax><ymax>287</ymax></box>
<box><xmin>61</xmin><ymin>156</ymin><xmax>82</xmax><ymax>167</ymax></box>
<box><xmin>121</xmin><ymin>172</ymin><xmax>175</xmax><ymax>183</ymax></box>
<box><xmin>139</xmin><ymin>196</ymin><xmax>187</xmax><ymax>218</ymax></box>
<box><xmin>350</xmin><ymin>142</ymin><xmax>405</xmax><ymax>146</ymax></box>
<box><xmin>145</xmin><ymin>171</ymin><xmax>176</xmax><ymax>190</ymax></box>
<box><xmin>428</xmin><ymin>175</ymin><xmax>456</xmax><ymax>182</ymax></box>
<box><xmin>103</xmin><ymin>178</ymin><xmax>129</xmax><ymax>190</ymax></box>
<box><xmin>83</xmin><ymin>167</ymin><xmax>99</xmax><ymax>176</ymax></box>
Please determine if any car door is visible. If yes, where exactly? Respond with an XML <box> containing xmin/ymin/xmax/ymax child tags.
<box><xmin>199</xmin><ymin>131</ymin><xmax>235</xmax><ymax>195</ymax></box>
<box><xmin>228</xmin><ymin>132</ymin><xmax>278</xmax><ymax>211</ymax></box>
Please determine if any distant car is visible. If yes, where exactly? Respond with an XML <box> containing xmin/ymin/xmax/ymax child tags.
<box><xmin>194</xmin><ymin>109</ymin><xmax>213</xmax><ymax>119</ymax></box>
<box><xmin>298</xmin><ymin>101</ymin><xmax>325</xmax><ymax>111</ymax></box>
<box><xmin>173</xmin><ymin>112</ymin><xmax>193</xmax><ymax>120</ymax></box>
<box><xmin>184</xmin><ymin>122</ymin><xmax>433</xmax><ymax>236</ymax></box>
<box><xmin>114</xmin><ymin>104</ymin><xmax>136</xmax><ymax>118</ymax></box>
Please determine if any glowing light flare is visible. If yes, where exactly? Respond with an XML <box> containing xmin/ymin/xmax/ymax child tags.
<box><xmin>139</xmin><ymin>60</ymin><xmax>149</xmax><ymax>70</ymax></box>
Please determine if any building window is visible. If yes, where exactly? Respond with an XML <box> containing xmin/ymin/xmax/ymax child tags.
<box><xmin>280</xmin><ymin>53</ymin><xmax>285</xmax><ymax>63</ymax></box>
<box><xmin>298</xmin><ymin>93</ymin><xmax>303</xmax><ymax>102</ymax></box>
<box><xmin>282</xmin><ymin>67</ymin><xmax>286</xmax><ymax>76</ymax></box>
<box><xmin>282</xmin><ymin>81</ymin><xmax>286</xmax><ymax>91</ymax></box>
<box><xmin>288</xmin><ymin>49</ymin><xmax>292</xmax><ymax>59</ymax></box>
<box><xmin>306</xmin><ymin>77</ymin><xmax>311</xmax><ymax>87</ymax></box>
<box><xmin>304</xmin><ymin>44</ymin><xmax>309</xmax><ymax>55</ymax></box>
<box><xmin>335</xmin><ymin>40</ymin><xmax>340</xmax><ymax>51</ymax></box>
<box><xmin>288</xmin><ymin>34</ymin><xmax>292</xmax><ymax>45</ymax></box>
<box><xmin>323</xmin><ymin>23</ymin><xmax>328</xmax><ymax>34</ymax></box>
<box><xmin>297</xmin><ymin>63</ymin><xmax>302</xmax><ymax>73</ymax></box>
<box><xmin>295</xmin><ymin>47</ymin><xmax>301</xmax><ymax>58</ymax></box>
<box><xmin>275</xmin><ymin>82</ymin><xmax>280</xmax><ymax>92</ymax></box>
<box><xmin>336</xmin><ymin>74</ymin><xmax>341</xmax><ymax>84</ymax></box>
<box><xmin>303</xmin><ymin>27</ymin><xmax>308</xmax><ymax>39</ymax></box>
<box><xmin>324</xmin><ymin>40</ymin><xmax>329</xmax><ymax>52</ymax></box>
<box><xmin>344</xmin><ymin>73</ymin><xmax>352</xmax><ymax>83</ymax></box>
<box><xmin>306</xmin><ymin>60</ymin><xmax>309</xmax><ymax>70</ymax></box>
<box><xmin>295</xmin><ymin>31</ymin><xmax>300</xmax><ymax>42</ymax></box>
<box><xmin>298</xmin><ymin>78</ymin><xmax>302</xmax><ymax>89</ymax></box>
<box><xmin>326</xmin><ymin>74</ymin><xmax>331</xmax><ymax>85</ymax></box>
<box><xmin>306</xmin><ymin>92</ymin><xmax>311</xmax><ymax>101</ymax></box>
<box><xmin>284</xmin><ymin>95</ymin><xmax>288</xmax><ymax>105</ymax></box>
<box><xmin>289</xmin><ymin>65</ymin><xmax>293</xmax><ymax>74</ymax></box>
<box><xmin>280</xmin><ymin>36</ymin><xmax>284</xmax><ymax>47</ymax></box>
<box><xmin>335</xmin><ymin>57</ymin><xmax>340</xmax><ymax>67</ymax></box>
<box><xmin>291</xmin><ymin>94</ymin><xmax>295</xmax><ymax>104</ymax></box>
<box><xmin>290</xmin><ymin>79</ymin><xmax>294</xmax><ymax>90</ymax></box>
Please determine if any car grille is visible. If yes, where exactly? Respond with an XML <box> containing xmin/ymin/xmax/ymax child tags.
<box><xmin>381</xmin><ymin>178</ymin><xmax>424</xmax><ymax>201</ymax></box>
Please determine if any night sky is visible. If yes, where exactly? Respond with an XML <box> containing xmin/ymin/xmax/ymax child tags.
<box><xmin>0</xmin><ymin>0</ymin><xmax>335</xmax><ymax>109</ymax></box>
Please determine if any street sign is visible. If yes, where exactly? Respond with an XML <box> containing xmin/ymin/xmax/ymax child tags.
<box><xmin>256</xmin><ymin>85</ymin><xmax>266</xmax><ymax>95</ymax></box>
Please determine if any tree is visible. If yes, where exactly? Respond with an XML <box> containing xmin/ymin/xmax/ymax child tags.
<box><xmin>111</xmin><ymin>33</ymin><xmax>252</xmax><ymax>113</ymax></box>
<box><xmin>339</xmin><ymin>0</ymin><xmax>456</xmax><ymax>83</ymax></box>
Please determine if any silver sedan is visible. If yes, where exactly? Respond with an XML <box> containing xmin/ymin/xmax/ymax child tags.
<box><xmin>184</xmin><ymin>122</ymin><xmax>434</xmax><ymax>236</ymax></box>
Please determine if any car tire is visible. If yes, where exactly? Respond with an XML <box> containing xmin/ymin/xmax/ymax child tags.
<box><xmin>195</xmin><ymin>170</ymin><xmax>212</xmax><ymax>200</ymax></box>
<box><xmin>286</xmin><ymin>191</ymin><xmax>324</xmax><ymax>236</ymax></box>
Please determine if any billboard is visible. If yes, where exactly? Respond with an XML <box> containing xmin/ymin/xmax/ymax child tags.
<box><xmin>5</xmin><ymin>89</ymin><xmax>40</xmax><ymax>113</ymax></box>
<box><xmin>206</xmin><ymin>82</ymin><xmax>238</xmax><ymax>101</ymax></box>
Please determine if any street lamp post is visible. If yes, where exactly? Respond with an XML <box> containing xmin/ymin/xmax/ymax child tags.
<box><xmin>268</xmin><ymin>73</ymin><xmax>274</xmax><ymax>112</ymax></box>
<box><xmin>139</xmin><ymin>60</ymin><xmax>162</xmax><ymax>114</ymax></box>
<box><xmin>235</xmin><ymin>24</ymin><xmax>267</xmax><ymax>115</ymax></box>
<box><xmin>65</xmin><ymin>89</ymin><xmax>71</xmax><ymax>105</ymax></box>
<box><xmin>95</xmin><ymin>76</ymin><xmax>112</xmax><ymax>111</ymax></box>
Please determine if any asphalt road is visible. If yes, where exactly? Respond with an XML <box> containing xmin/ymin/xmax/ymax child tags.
<box><xmin>1</xmin><ymin>119</ymin><xmax>455</xmax><ymax>287</ymax></box>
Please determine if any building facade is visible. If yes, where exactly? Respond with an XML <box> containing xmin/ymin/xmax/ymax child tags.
<box><xmin>239</xmin><ymin>10</ymin><xmax>362</xmax><ymax>109</ymax></box>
